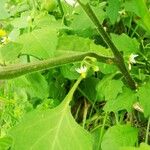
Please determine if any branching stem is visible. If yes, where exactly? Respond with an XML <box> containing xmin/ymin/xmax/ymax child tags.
<box><xmin>77</xmin><ymin>1</ymin><xmax>136</xmax><ymax>90</ymax></box>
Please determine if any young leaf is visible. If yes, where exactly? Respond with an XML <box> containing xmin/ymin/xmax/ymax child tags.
<box><xmin>101</xmin><ymin>125</ymin><xmax>138</xmax><ymax>150</ymax></box>
<box><xmin>9</xmin><ymin>77</ymin><xmax>93</xmax><ymax>149</ymax></box>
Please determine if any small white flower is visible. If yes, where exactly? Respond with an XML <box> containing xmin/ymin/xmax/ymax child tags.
<box><xmin>133</xmin><ymin>102</ymin><xmax>144</xmax><ymax>113</ymax></box>
<box><xmin>76</xmin><ymin>66</ymin><xmax>87</xmax><ymax>74</ymax></box>
<box><xmin>129</xmin><ymin>53</ymin><xmax>138</xmax><ymax>64</ymax></box>
<box><xmin>64</xmin><ymin>0</ymin><xmax>78</xmax><ymax>7</ymax></box>
<box><xmin>75</xmin><ymin>66</ymin><xmax>87</xmax><ymax>78</ymax></box>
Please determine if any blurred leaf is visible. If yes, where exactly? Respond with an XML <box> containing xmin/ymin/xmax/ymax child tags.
<box><xmin>96</xmin><ymin>77</ymin><xmax>123</xmax><ymax>101</ymax></box>
<box><xmin>124</xmin><ymin>0</ymin><xmax>150</xmax><ymax>33</ymax></box>
<box><xmin>111</xmin><ymin>33</ymin><xmax>139</xmax><ymax>55</ymax></box>
<box><xmin>138</xmin><ymin>81</ymin><xmax>150</xmax><ymax>117</ymax></box>
<box><xmin>0</xmin><ymin>136</ymin><xmax>13</xmax><ymax>150</ymax></box>
<box><xmin>120</xmin><ymin>142</ymin><xmax>150</xmax><ymax>150</ymax></box>
<box><xmin>106</xmin><ymin>0</ymin><xmax>120</xmax><ymax>24</ymax></box>
<box><xmin>57</xmin><ymin>35</ymin><xmax>91</xmax><ymax>52</ymax></box>
<box><xmin>0</xmin><ymin>42</ymin><xmax>22</xmax><ymax>62</ymax></box>
<box><xmin>0</xmin><ymin>0</ymin><xmax>10</xmax><ymax>20</ymax></box>
<box><xmin>18</xmin><ymin>27</ymin><xmax>58</xmax><ymax>59</ymax></box>
<box><xmin>101</xmin><ymin>125</ymin><xmax>138</xmax><ymax>150</ymax></box>
<box><xmin>104</xmin><ymin>87</ymin><xmax>137</xmax><ymax>113</ymax></box>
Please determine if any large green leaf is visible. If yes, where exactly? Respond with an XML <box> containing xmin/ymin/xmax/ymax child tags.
<box><xmin>9</xmin><ymin>77</ymin><xmax>93</xmax><ymax>149</ymax></box>
<box><xmin>104</xmin><ymin>87</ymin><xmax>137</xmax><ymax>113</ymax></box>
<box><xmin>138</xmin><ymin>81</ymin><xmax>150</xmax><ymax>117</ymax></box>
<box><xmin>106</xmin><ymin>0</ymin><xmax>120</xmax><ymax>24</ymax></box>
<box><xmin>101</xmin><ymin>125</ymin><xmax>138</xmax><ymax>150</ymax></box>
<box><xmin>18</xmin><ymin>27</ymin><xmax>58</xmax><ymax>59</ymax></box>
<box><xmin>111</xmin><ymin>33</ymin><xmax>139</xmax><ymax>55</ymax></box>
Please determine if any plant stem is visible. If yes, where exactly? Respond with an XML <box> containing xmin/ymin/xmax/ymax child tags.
<box><xmin>145</xmin><ymin>117</ymin><xmax>150</xmax><ymax>143</ymax></box>
<box><xmin>0</xmin><ymin>52</ymin><xmax>113</xmax><ymax>80</ymax></box>
<box><xmin>77</xmin><ymin>1</ymin><xmax>136</xmax><ymax>90</ymax></box>
<box><xmin>98</xmin><ymin>112</ymin><xmax>108</xmax><ymax>149</ymax></box>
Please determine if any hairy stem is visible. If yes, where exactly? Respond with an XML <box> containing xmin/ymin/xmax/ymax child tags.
<box><xmin>0</xmin><ymin>52</ymin><xmax>113</xmax><ymax>80</ymax></box>
<box><xmin>77</xmin><ymin>1</ymin><xmax>136</xmax><ymax>90</ymax></box>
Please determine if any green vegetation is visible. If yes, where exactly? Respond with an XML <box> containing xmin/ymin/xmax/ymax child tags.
<box><xmin>0</xmin><ymin>0</ymin><xmax>150</xmax><ymax>149</ymax></box>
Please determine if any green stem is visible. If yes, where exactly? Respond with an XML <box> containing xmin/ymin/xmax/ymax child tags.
<box><xmin>98</xmin><ymin>112</ymin><xmax>108</xmax><ymax>149</ymax></box>
<box><xmin>77</xmin><ymin>1</ymin><xmax>136</xmax><ymax>90</ymax></box>
<box><xmin>0</xmin><ymin>52</ymin><xmax>113</xmax><ymax>80</ymax></box>
<box><xmin>145</xmin><ymin>117</ymin><xmax>150</xmax><ymax>143</ymax></box>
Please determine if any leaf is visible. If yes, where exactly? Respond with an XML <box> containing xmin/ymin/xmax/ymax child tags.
<box><xmin>79</xmin><ymin>77</ymin><xmax>100</xmax><ymax>102</ymax></box>
<box><xmin>104</xmin><ymin>87</ymin><xmax>137</xmax><ymax>113</ymax></box>
<box><xmin>124</xmin><ymin>0</ymin><xmax>150</xmax><ymax>33</ymax></box>
<box><xmin>111</xmin><ymin>33</ymin><xmax>139</xmax><ymax>55</ymax></box>
<box><xmin>71</xmin><ymin>6</ymin><xmax>106</xmax><ymax>36</ymax></box>
<box><xmin>0</xmin><ymin>0</ymin><xmax>10</xmax><ymax>20</ymax></box>
<box><xmin>101</xmin><ymin>125</ymin><xmax>138</xmax><ymax>150</ymax></box>
<box><xmin>18</xmin><ymin>27</ymin><xmax>58</xmax><ymax>59</ymax></box>
<box><xmin>0</xmin><ymin>136</ymin><xmax>13</xmax><ymax>150</ymax></box>
<box><xmin>13</xmin><ymin>72</ymin><xmax>49</xmax><ymax>99</ymax></box>
<box><xmin>60</xmin><ymin>64</ymin><xmax>80</xmax><ymax>80</ymax></box>
<box><xmin>57</xmin><ymin>35</ymin><xmax>91</xmax><ymax>53</ymax></box>
<box><xmin>96</xmin><ymin>77</ymin><xmax>123</xmax><ymax>101</ymax></box>
<box><xmin>9</xmin><ymin>77</ymin><xmax>93</xmax><ymax>149</ymax></box>
<box><xmin>0</xmin><ymin>42</ymin><xmax>22</xmax><ymax>62</ymax></box>
<box><xmin>119</xmin><ymin>142</ymin><xmax>150</xmax><ymax>150</ymax></box>
<box><xmin>106</xmin><ymin>0</ymin><xmax>120</xmax><ymax>24</ymax></box>
<box><xmin>138</xmin><ymin>81</ymin><xmax>150</xmax><ymax>117</ymax></box>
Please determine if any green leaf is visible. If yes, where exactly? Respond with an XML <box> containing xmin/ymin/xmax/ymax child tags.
<box><xmin>0</xmin><ymin>136</ymin><xmax>13</xmax><ymax>150</ymax></box>
<box><xmin>0</xmin><ymin>42</ymin><xmax>22</xmax><ymax>62</ymax></box>
<box><xmin>101</xmin><ymin>125</ymin><xmax>138</xmax><ymax>150</ymax></box>
<box><xmin>96</xmin><ymin>77</ymin><xmax>123</xmax><ymax>101</ymax></box>
<box><xmin>111</xmin><ymin>33</ymin><xmax>139</xmax><ymax>55</ymax></box>
<box><xmin>119</xmin><ymin>142</ymin><xmax>150</xmax><ymax>150</ymax></box>
<box><xmin>18</xmin><ymin>27</ymin><xmax>58</xmax><ymax>59</ymax></box>
<box><xmin>138</xmin><ymin>81</ymin><xmax>150</xmax><ymax>117</ymax></box>
<box><xmin>104</xmin><ymin>87</ymin><xmax>137</xmax><ymax>113</ymax></box>
<box><xmin>124</xmin><ymin>0</ymin><xmax>150</xmax><ymax>33</ymax></box>
<box><xmin>106</xmin><ymin>0</ymin><xmax>120</xmax><ymax>24</ymax></box>
<box><xmin>9</xmin><ymin>77</ymin><xmax>93</xmax><ymax>150</ymax></box>
<box><xmin>57</xmin><ymin>35</ymin><xmax>91</xmax><ymax>53</ymax></box>
<box><xmin>13</xmin><ymin>72</ymin><xmax>49</xmax><ymax>99</ymax></box>
<box><xmin>79</xmin><ymin>77</ymin><xmax>100</xmax><ymax>102</ymax></box>
<box><xmin>60</xmin><ymin>64</ymin><xmax>80</xmax><ymax>80</ymax></box>
<box><xmin>0</xmin><ymin>0</ymin><xmax>10</xmax><ymax>20</ymax></box>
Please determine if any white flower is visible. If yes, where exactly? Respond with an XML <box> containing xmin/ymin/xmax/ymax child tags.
<box><xmin>76</xmin><ymin>66</ymin><xmax>87</xmax><ymax>74</ymax></box>
<box><xmin>129</xmin><ymin>53</ymin><xmax>138</xmax><ymax>64</ymax></box>
<box><xmin>75</xmin><ymin>66</ymin><xmax>87</xmax><ymax>78</ymax></box>
<box><xmin>133</xmin><ymin>102</ymin><xmax>144</xmax><ymax>113</ymax></box>
<box><xmin>64</xmin><ymin>0</ymin><xmax>78</xmax><ymax>7</ymax></box>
